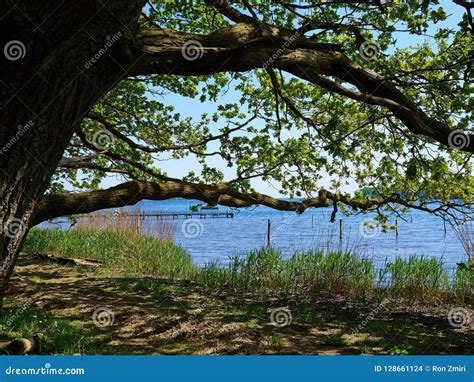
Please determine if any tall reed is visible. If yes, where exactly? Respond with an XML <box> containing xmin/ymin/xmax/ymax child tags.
<box><xmin>384</xmin><ymin>256</ymin><xmax>449</xmax><ymax>299</ymax></box>
<box><xmin>197</xmin><ymin>248</ymin><xmax>377</xmax><ymax>299</ymax></box>
<box><xmin>197</xmin><ymin>248</ymin><xmax>472</xmax><ymax>302</ymax></box>
<box><xmin>454</xmin><ymin>222</ymin><xmax>473</xmax><ymax>266</ymax></box>
<box><xmin>75</xmin><ymin>209</ymin><xmax>176</xmax><ymax>241</ymax></box>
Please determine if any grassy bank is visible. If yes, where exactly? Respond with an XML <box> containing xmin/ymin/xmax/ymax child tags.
<box><xmin>200</xmin><ymin>249</ymin><xmax>472</xmax><ymax>303</ymax></box>
<box><xmin>2</xmin><ymin>253</ymin><xmax>472</xmax><ymax>355</ymax></box>
<box><xmin>24</xmin><ymin>227</ymin><xmax>196</xmax><ymax>279</ymax></box>
<box><xmin>1</xmin><ymin>227</ymin><xmax>471</xmax><ymax>355</ymax></box>
<box><xmin>23</xmin><ymin>228</ymin><xmax>473</xmax><ymax>303</ymax></box>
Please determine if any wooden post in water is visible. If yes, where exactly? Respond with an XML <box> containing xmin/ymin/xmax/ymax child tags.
<box><xmin>395</xmin><ymin>219</ymin><xmax>399</xmax><ymax>238</ymax></box>
<box><xmin>339</xmin><ymin>219</ymin><xmax>343</xmax><ymax>241</ymax></box>
<box><xmin>267</xmin><ymin>219</ymin><xmax>271</xmax><ymax>247</ymax></box>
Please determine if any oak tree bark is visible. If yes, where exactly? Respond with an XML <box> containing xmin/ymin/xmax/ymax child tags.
<box><xmin>0</xmin><ymin>0</ymin><xmax>145</xmax><ymax>307</ymax></box>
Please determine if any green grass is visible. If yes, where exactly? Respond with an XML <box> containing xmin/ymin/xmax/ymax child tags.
<box><xmin>384</xmin><ymin>256</ymin><xmax>449</xmax><ymax>299</ymax></box>
<box><xmin>0</xmin><ymin>307</ymin><xmax>115</xmax><ymax>354</ymax></box>
<box><xmin>197</xmin><ymin>247</ymin><xmax>472</xmax><ymax>302</ymax></box>
<box><xmin>197</xmin><ymin>248</ymin><xmax>377</xmax><ymax>298</ymax></box>
<box><xmin>2</xmin><ymin>227</ymin><xmax>471</xmax><ymax>356</ymax></box>
<box><xmin>3</xmin><ymin>250</ymin><xmax>472</xmax><ymax>355</ymax></box>
<box><xmin>23</xmin><ymin>228</ymin><xmax>196</xmax><ymax>279</ymax></box>
<box><xmin>387</xmin><ymin>345</ymin><xmax>411</xmax><ymax>355</ymax></box>
<box><xmin>23</xmin><ymin>228</ymin><xmax>473</xmax><ymax>303</ymax></box>
<box><xmin>382</xmin><ymin>256</ymin><xmax>472</xmax><ymax>302</ymax></box>
<box><xmin>266</xmin><ymin>334</ymin><xmax>283</xmax><ymax>348</ymax></box>
<box><xmin>452</xmin><ymin>266</ymin><xmax>474</xmax><ymax>298</ymax></box>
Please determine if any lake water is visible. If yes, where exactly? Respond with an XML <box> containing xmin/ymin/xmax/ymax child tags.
<box><xmin>47</xmin><ymin>198</ymin><xmax>465</xmax><ymax>269</ymax></box>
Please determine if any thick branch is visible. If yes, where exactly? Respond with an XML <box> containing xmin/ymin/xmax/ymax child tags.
<box><xmin>128</xmin><ymin>23</ymin><xmax>473</xmax><ymax>153</ymax></box>
<box><xmin>204</xmin><ymin>0</ymin><xmax>254</xmax><ymax>23</ymax></box>
<box><xmin>32</xmin><ymin>180</ymin><xmax>437</xmax><ymax>226</ymax></box>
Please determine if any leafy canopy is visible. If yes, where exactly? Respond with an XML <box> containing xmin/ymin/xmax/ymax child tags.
<box><xmin>53</xmin><ymin>0</ymin><xmax>473</xmax><ymax>223</ymax></box>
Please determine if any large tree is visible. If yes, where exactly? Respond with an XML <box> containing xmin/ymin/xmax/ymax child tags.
<box><xmin>0</xmin><ymin>0</ymin><xmax>472</xmax><ymax>306</ymax></box>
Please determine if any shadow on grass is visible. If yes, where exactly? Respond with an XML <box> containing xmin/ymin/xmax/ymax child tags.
<box><xmin>1</xmin><ymin>255</ymin><xmax>472</xmax><ymax>355</ymax></box>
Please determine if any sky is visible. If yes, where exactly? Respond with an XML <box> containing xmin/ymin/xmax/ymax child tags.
<box><xmin>100</xmin><ymin>1</ymin><xmax>464</xmax><ymax>197</ymax></box>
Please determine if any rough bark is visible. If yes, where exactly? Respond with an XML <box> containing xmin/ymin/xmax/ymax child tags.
<box><xmin>0</xmin><ymin>0</ymin><xmax>145</xmax><ymax>307</ymax></box>
<box><xmin>32</xmin><ymin>180</ymin><xmax>421</xmax><ymax>227</ymax></box>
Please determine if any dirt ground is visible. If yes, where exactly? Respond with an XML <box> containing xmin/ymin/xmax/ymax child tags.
<box><xmin>1</xmin><ymin>254</ymin><xmax>473</xmax><ymax>355</ymax></box>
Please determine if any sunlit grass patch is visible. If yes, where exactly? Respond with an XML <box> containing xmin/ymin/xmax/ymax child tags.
<box><xmin>384</xmin><ymin>256</ymin><xmax>449</xmax><ymax>298</ymax></box>
<box><xmin>24</xmin><ymin>228</ymin><xmax>196</xmax><ymax>279</ymax></box>
<box><xmin>0</xmin><ymin>307</ymin><xmax>115</xmax><ymax>355</ymax></box>
<box><xmin>197</xmin><ymin>247</ymin><xmax>472</xmax><ymax>303</ymax></box>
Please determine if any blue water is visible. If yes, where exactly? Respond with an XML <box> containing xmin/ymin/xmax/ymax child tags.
<box><xmin>44</xmin><ymin>198</ymin><xmax>465</xmax><ymax>269</ymax></box>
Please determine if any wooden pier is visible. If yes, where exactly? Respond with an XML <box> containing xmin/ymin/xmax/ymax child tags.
<box><xmin>82</xmin><ymin>212</ymin><xmax>234</xmax><ymax>220</ymax></box>
<box><xmin>139</xmin><ymin>212</ymin><xmax>233</xmax><ymax>219</ymax></box>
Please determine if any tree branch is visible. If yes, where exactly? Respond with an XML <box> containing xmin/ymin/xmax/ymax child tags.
<box><xmin>127</xmin><ymin>23</ymin><xmax>473</xmax><ymax>153</ymax></box>
<box><xmin>32</xmin><ymin>179</ymin><xmax>446</xmax><ymax>226</ymax></box>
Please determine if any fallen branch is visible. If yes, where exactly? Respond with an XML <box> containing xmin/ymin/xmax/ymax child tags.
<box><xmin>33</xmin><ymin>253</ymin><xmax>103</xmax><ymax>268</ymax></box>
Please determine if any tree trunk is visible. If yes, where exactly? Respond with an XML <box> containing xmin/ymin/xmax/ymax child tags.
<box><xmin>0</xmin><ymin>0</ymin><xmax>145</xmax><ymax>308</ymax></box>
